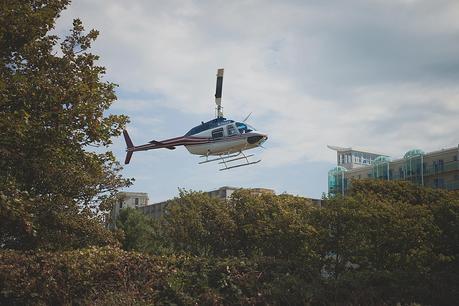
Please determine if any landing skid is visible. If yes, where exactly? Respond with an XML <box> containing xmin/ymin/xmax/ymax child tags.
<box><xmin>198</xmin><ymin>152</ymin><xmax>240</xmax><ymax>164</ymax></box>
<box><xmin>199</xmin><ymin>151</ymin><xmax>261</xmax><ymax>171</ymax></box>
<box><xmin>220</xmin><ymin>159</ymin><xmax>261</xmax><ymax>171</ymax></box>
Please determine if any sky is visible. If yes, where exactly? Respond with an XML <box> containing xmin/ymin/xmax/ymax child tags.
<box><xmin>54</xmin><ymin>0</ymin><xmax>459</xmax><ymax>202</ymax></box>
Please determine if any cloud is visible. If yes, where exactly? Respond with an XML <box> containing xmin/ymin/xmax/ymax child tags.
<box><xmin>52</xmin><ymin>0</ymin><xmax>459</xmax><ymax>198</ymax></box>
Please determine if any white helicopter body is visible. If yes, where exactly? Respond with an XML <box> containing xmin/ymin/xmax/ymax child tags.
<box><xmin>123</xmin><ymin>69</ymin><xmax>268</xmax><ymax>170</ymax></box>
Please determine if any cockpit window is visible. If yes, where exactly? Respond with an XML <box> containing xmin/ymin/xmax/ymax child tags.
<box><xmin>236</xmin><ymin>122</ymin><xmax>255</xmax><ymax>134</ymax></box>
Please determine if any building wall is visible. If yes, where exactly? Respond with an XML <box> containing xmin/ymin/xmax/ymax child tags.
<box><xmin>207</xmin><ymin>186</ymin><xmax>275</xmax><ymax>200</ymax></box>
<box><xmin>329</xmin><ymin>145</ymin><xmax>459</xmax><ymax>195</ymax></box>
<box><xmin>207</xmin><ymin>186</ymin><xmax>237</xmax><ymax>200</ymax></box>
<box><xmin>137</xmin><ymin>201</ymin><xmax>168</xmax><ymax>219</ymax></box>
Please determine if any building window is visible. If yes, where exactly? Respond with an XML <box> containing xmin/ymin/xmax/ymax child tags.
<box><xmin>135</xmin><ymin>198</ymin><xmax>139</xmax><ymax>206</ymax></box>
<box><xmin>212</xmin><ymin>128</ymin><xmax>224</xmax><ymax>139</ymax></box>
<box><xmin>119</xmin><ymin>201</ymin><xmax>123</xmax><ymax>209</ymax></box>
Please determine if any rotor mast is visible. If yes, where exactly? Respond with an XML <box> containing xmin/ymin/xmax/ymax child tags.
<box><xmin>215</xmin><ymin>68</ymin><xmax>224</xmax><ymax>118</ymax></box>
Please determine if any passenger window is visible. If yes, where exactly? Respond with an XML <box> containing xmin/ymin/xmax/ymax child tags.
<box><xmin>212</xmin><ymin>128</ymin><xmax>224</xmax><ymax>139</ymax></box>
<box><xmin>227</xmin><ymin>125</ymin><xmax>237</xmax><ymax>136</ymax></box>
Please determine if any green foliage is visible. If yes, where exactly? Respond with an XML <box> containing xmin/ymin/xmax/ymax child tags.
<box><xmin>0</xmin><ymin>247</ymin><xmax>174</xmax><ymax>305</ymax></box>
<box><xmin>229</xmin><ymin>191</ymin><xmax>318</xmax><ymax>260</ymax></box>
<box><xmin>0</xmin><ymin>247</ymin><xmax>318</xmax><ymax>305</ymax></box>
<box><xmin>2</xmin><ymin>181</ymin><xmax>459</xmax><ymax>304</ymax></box>
<box><xmin>163</xmin><ymin>190</ymin><xmax>238</xmax><ymax>257</ymax></box>
<box><xmin>116</xmin><ymin>208</ymin><xmax>168</xmax><ymax>254</ymax></box>
<box><xmin>115</xmin><ymin>183</ymin><xmax>458</xmax><ymax>305</ymax></box>
<box><xmin>157</xmin><ymin>190</ymin><xmax>318</xmax><ymax>261</ymax></box>
<box><xmin>311</xmin><ymin>180</ymin><xmax>459</xmax><ymax>305</ymax></box>
<box><xmin>0</xmin><ymin>1</ymin><xmax>131</xmax><ymax>250</ymax></box>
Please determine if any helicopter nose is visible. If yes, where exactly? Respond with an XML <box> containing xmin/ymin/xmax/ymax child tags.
<box><xmin>247</xmin><ymin>134</ymin><xmax>268</xmax><ymax>145</ymax></box>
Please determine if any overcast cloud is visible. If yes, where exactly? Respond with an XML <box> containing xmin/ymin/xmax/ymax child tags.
<box><xmin>54</xmin><ymin>0</ymin><xmax>459</xmax><ymax>200</ymax></box>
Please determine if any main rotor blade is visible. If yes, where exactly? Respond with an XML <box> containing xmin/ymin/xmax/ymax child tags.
<box><xmin>215</xmin><ymin>68</ymin><xmax>224</xmax><ymax>117</ymax></box>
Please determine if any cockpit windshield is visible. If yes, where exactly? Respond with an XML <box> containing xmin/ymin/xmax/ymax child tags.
<box><xmin>236</xmin><ymin>122</ymin><xmax>256</xmax><ymax>134</ymax></box>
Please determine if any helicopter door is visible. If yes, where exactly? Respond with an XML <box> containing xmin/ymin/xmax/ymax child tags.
<box><xmin>226</xmin><ymin>124</ymin><xmax>238</xmax><ymax>136</ymax></box>
<box><xmin>211</xmin><ymin>127</ymin><xmax>224</xmax><ymax>139</ymax></box>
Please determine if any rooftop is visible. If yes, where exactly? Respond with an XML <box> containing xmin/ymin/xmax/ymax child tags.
<box><xmin>327</xmin><ymin>145</ymin><xmax>388</xmax><ymax>156</ymax></box>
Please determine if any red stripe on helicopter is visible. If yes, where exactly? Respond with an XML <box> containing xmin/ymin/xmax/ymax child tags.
<box><xmin>131</xmin><ymin>133</ymin><xmax>258</xmax><ymax>151</ymax></box>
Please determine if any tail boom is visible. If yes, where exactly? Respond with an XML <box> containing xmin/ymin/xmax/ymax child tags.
<box><xmin>122</xmin><ymin>129</ymin><xmax>210</xmax><ymax>164</ymax></box>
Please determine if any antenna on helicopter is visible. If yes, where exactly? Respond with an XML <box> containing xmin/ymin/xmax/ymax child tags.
<box><xmin>215</xmin><ymin>68</ymin><xmax>224</xmax><ymax>118</ymax></box>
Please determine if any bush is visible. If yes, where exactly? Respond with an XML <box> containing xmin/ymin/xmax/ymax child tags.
<box><xmin>0</xmin><ymin>247</ymin><xmax>318</xmax><ymax>305</ymax></box>
<box><xmin>0</xmin><ymin>247</ymin><xmax>172</xmax><ymax>305</ymax></box>
<box><xmin>2</xmin><ymin>182</ymin><xmax>458</xmax><ymax>305</ymax></box>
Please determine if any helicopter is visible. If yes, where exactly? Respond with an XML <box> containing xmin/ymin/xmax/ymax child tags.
<box><xmin>123</xmin><ymin>68</ymin><xmax>268</xmax><ymax>171</ymax></box>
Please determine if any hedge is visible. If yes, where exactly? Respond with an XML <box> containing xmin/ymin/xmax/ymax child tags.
<box><xmin>0</xmin><ymin>246</ymin><xmax>317</xmax><ymax>305</ymax></box>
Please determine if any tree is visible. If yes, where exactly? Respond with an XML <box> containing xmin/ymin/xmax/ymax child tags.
<box><xmin>158</xmin><ymin>190</ymin><xmax>319</xmax><ymax>261</ymax></box>
<box><xmin>163</xmin><ymin>190</ymin><xmax>237</xmax><ymax>257</ymax></box>
<box><xmin>310</xmin><ymin>180</ymin><xmax>459</xmax><ymax>305</ymax></box>
<box><xmin>0</xmin><ymin>1</ymin><xmax>131</xmax><ymax>250</ymax></box>
<box><xmin>229</xmin><ymin>191</ymin><xmax>318</xmax><ymax>260</ymax></box>
<box><xmin>116</xmin><ymin>208</ymin><xmax>167</xmax><ymax>253</ymax></box>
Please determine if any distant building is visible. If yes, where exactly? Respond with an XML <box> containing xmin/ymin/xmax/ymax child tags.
<box><xmin>112</xmin><ymin>186</ymin><xmax>321</xmax><ymax>222</ymax></box>
<box><xmin>206</xmin><ymin>186</ymin><xmax>238</xmax><ymax>200</ymax></box>
<box><xmin>327</xmin><ymin>145</ymin><xmax>388</xmax><ymax>170</ymax></box>
<box><xmin>109</xmin><ymin>192</ymin><xmax>149</xmax><ymax>226</ymax></box>
<box><xmin>207</xmin><ymin>186</ymin><xmax>275</xmax><ymax>200</ymax></box>
<box><xmin>328</xmin><ymin>145</ymin><xmax>459</xmax><ymax>195</ymax></box>
<box><xmin>135</xmin><ymin>186</ymin><xmax>277</xmax><ymax>220</ymax></box>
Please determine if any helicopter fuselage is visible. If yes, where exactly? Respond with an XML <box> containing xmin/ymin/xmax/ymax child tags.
<box><xmin>122</xmin><ymin>117</ymin><xmax>267</xmax><ymax>164</ymax></box>
<box><xmin>184</xmin><ymin>118</ymin><xmax>267</xmax><ymax>156</ymax></box>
